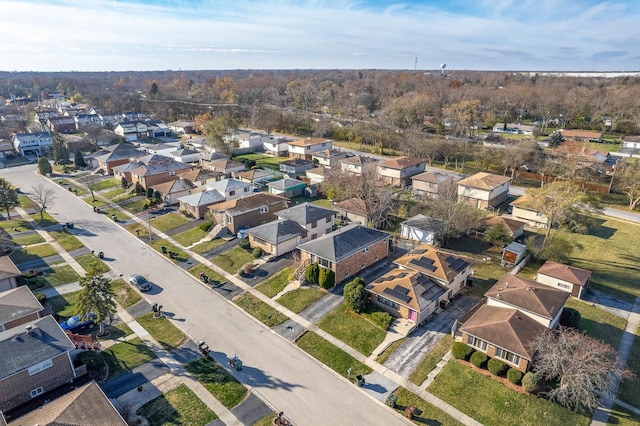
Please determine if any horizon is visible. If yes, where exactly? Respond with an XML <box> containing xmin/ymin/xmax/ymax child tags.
<box><xmin>1</xmin><ymin>0</ymin><xmax>639</xmax><ymax>72</ymax></box>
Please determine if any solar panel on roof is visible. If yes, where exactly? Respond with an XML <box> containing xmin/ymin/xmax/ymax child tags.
<box><xmin>412</xmin><ymin>248</ymin><xmax>427</xmax><ymax>254</ymax></box>
<box><xmin>396</xmin><ymin>272</ymin><xmax>408</xmax><ymax>279</ymax></box>
<box><xmin>383</xmin><ymin>287</ymin><xmax>411</xmax><ymax>303</ymax></box>
<box><xmin>445</xmin><ymin>256</ymin><xmax>456</xmax><ymax>263</ymax></box>
<box><xmin>409</xmin><ymin>258</ymin><xmax>437</xmax><ymax>272</ymax></box>
<box><xmin>392</xmin><ymin>285</ymin><xmax>410</xmax><ymax>295</ymax></box>
<box><xmin>449</xmin><ymin>259</ymin><xmax>470</xmax><ymax>271</ymax></box>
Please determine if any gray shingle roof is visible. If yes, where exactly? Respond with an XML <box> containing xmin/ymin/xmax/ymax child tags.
<box><xmin>247</xmin><ymin>220</ymin><xmax>307</xmax><ymax>244</ymax></box>
<box><xmin>0</xmin><ymin>287</ymin><xmax>43</xmax><ymax>325</ymax></box>
<box><xmin>0</xmin><ymin>256</ymin><xmax>20</xmax><ymax>281</ymax></box>
<box><xmin>298</xmin><ymin>224</ymin><xmax>389</xmax><ymax>262</ymax></box>
<box><xmin>268</xmin><ymin>178</ymin><xmax>306</xmax><ymax>191</ymax></box>
<box><xmin>276</xmin><ymin>202</ymin><xmax>335</xmax><ymax>226</ymax></box>
<box><xmin>0</xmin><ymin>315</ymin><xmax>75</xmax><ymax>379</ymax></box>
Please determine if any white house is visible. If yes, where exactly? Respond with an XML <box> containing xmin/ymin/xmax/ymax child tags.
<box><xmin>457</xmin><ymin>172</ymin><xmax>511</xmax><ymax>209</ymax></box>
<box><xmin>12</xmin><ymin>132</ymin><xmax>53</xmax><ymax>157</ymax></box>
<box><xmin>288</xmin><ymin>138</ymin><xmax>333</xmax><ymax>160</ymax></box>
<box><xmin>263</xmin><ymin>136</ymin><xmax>290</xmax><ymax>156</ymax></box>
<box><xmin>400</xmin><ymin>214</ymin><xmax>448</xmax><ymax>245</ymax></box>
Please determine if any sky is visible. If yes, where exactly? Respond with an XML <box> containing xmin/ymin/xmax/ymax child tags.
<box><xmin>1</xmin><ymin>0</ymin><xmax>639</xmax><ymax>72</ymax></box>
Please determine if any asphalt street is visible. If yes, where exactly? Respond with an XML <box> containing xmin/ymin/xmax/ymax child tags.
<box><xmin>5</xmin><ymin>165</ymin><xmax>409</xmax><ymax>426</ymax></box>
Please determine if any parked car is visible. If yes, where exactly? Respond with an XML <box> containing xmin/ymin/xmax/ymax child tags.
<box><xmin>60</xmin><ymin>312</ymin><xmax>96</xmax><ymax>332</ymax></box>
<box><xmin>128</xmin><ymin>274</ymin><xmax>152</xmax><ymax>291</ymax></box>
<box><xmin>237</xmin><ymin>226</ymin><xmax>250</xmax><ymax>239</ymax></box>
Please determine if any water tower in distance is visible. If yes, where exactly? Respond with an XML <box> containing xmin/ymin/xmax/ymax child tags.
<box><xmin>440</xmin><ymin>63</ymin><xmax>447</xmax><ymax>75</ymax></box>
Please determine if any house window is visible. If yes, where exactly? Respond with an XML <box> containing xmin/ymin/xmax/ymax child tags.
<box><xmin>495</xmin><ymin>347</ymin><xmax>521</xmax><ymax>366</ymax></box>
<box><xmin>30</xmin><ymin>387</ymin><xmax>44</xmax><ymax>398</ymax></box>
<box><xmin>467</xmin><ymin>336</ymin><xmax>488</xmax><ymax>351</ymax></box>
<box><xmin>311</xmin><ymin>234</ymin><xmax>317</xmax><ymax>240</ymax></box>
<box><xmin>260</xmin><ymin>206</ymin><xmax>269</xmax><ymax>214</ymax></box>
<box><xmin>311</xmin><ymin>221</ymin><xmax>317</xmax><ymax>228</ymax></box>
<box><xmin>558</xmin><ymin>282</ymin><xmax>571</xmax><ymax>290</ymax></box>
<box><xmin>169</xmin><ymin>170</ymin><xmax>175</xmax><ymax>176</ymax></box>
<box><xmin>29</xmin><ymin>359</ymin><xmax>53</xmax><ymax>376</ymax></box>
<box><xmin>326</xmin><ymin>216</ymin><xmax>332</xmax><ymax>223</ymax></box>
<box><xmin>361</xmin><ymin>262</ymin><xmax>365</xmax><ymax>269</ymax></box>
<box><xmin>319</xmin><ymin>258</ymin><xmax>332</xmax><ymax>268</ymax></box>
<box><xmin>345</xmin><ymin>270</ymin><xmax>350</xmax><ymax>279</ymax></box>
<box><xmin>377</xmin><ymin>295</ymin><xmax>399</xmax><ymax>310</ymax></box>
<box><xmin>244</xmin><ymin>187</ymin><xmax>250</xmax><ymax>192</ymax></box>
<box><xmin>362</xmin><ymin>246</ymin><xmax>369</xmax><ymax>253</ymax></box>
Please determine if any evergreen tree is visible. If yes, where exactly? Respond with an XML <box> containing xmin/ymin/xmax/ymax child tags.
<box><xmin>0</xmin><ymin>178</ymin><xmax>19</xmax><ymax>220</ymax></box>
<box><xmin>75</xmin><ymin>258</ymin><xmax>117</xmax><ymax>336</ymax></box>
<box><xmin>37</xmin><ymin>157</ymin><xmax>52</xmax><ymax>175</ymax></box>
<box><xmin>74</xmin><ymin>150</ymin><xmax>86</xmax><ymax>168</ymax></box>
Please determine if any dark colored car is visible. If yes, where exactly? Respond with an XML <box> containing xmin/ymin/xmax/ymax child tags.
<box><xmin>129</xmin><ymin>274</ymin><xmax>152</xmax><ymax>291</ymax></box>
<box><xmin>60</xmin><ymin>312</ymin><xmax>96</xmax><ymax>331</ymax></box>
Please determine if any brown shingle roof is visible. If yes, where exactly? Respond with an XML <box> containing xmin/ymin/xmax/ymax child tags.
<box><xmin>560</xmin><ymin>129</ymin><xmax>603</xmax><ymax>139</ymax></box>
<box><xmin>208</xmin><ymin>192</ymin><xmax>288</xmax><ymax>215</ymax></box>
<box><xmin>394</xmin><ymin>245</ymin><xmax>474</xmax><ymax>283</ymax></box>
<box><xmin>411</xmin><ymin>170</ymin><xmax>465</xmax><ymax>184</ymax></box>
<box><xmin>537</xmin><ymin>261</ymin><xmax>592</xmax><ymax>286</ymax></box>
<box><xmin>478</xmin><ymin>214</ymin><xmax>526</xmax><ymax>236</ymax></box>
<box><xmin>459</xmin><ymin>304</ymin><xmax>544</xmax><ymax>359</ymax></box>
<box><xmin>366</xmin><ymin>269</ymin><xmax>446</xmax><ymax>312</ymax></box>
<box><xmin>457</xmin><ymin>172</ymin><xmax>511</xmax><ymax>190</ymax></box>
<box><xmin>333</xmin><ymin>197</ymin><xmax>367</xmax><ymax>216</ymax></box>
<box><xmin>378</xmin><ymin>156</ymin><xmax>425</xmax><ymax>170</ymax></box>
<box><xmin>0</xmin><ymin>286</ymin><xmax>43</xmax><ymax>325</ymax></box>
<box><xmin>486</xmin><ymin>274</ymin><xmax>569</xmax><ymax>319</ymax></box>
<box><xmin>288</xmin><ymin>138</ymin><xmax>332</xmax><ymax>147</ymax></box>
<box><xmin>0</xmin><ymin>256</ymin><xmax>20</xmax><ymax>281</ymax></box>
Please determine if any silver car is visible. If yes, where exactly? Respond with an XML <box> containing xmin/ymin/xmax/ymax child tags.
<box><xmin>128</xmin><ymin>274</ymin><xmax>152</xmax><ymax>292</ymax></box>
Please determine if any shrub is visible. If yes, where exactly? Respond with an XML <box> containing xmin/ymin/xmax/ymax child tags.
<box><xmin>560</xmin><ymin>307</ymin><xmax>581</xmax><ymax>329</ymax></box>
<box><xmin>507</xmin><ymin>368</ymin><xmax>523</xmax><ymax>385</ymax></box>
<box><xmin>487</xmin><ymin>358</ymin><xmax>507</xmax><ymax>376</ymax></box>
<box><xmin>146</xmin><ymin>187</ymin><xmax>154</xmax><ymax>198</ymax></box>
<box><xmin>134</xmin><ymin>182</ymin><xmax>144</xmax><ymax>194</ymax></box>
<box><xmin>121</xmin><ymin>176</ymin><xmax>128</xmax><ymax>189</ymax></box>
<box><xmin>252</xmin><ymin>247</ymin><xmax>263</xmax><ymax>259</ymax></box>
<box><xmin>371</xmin><ymin>311</ymin><xmax>393</xmax><ymax>330</ymax></box>
<box><xmin>452</xmin><ymin>342</ymin><xmax>474</xmax><ymax>360</ymax></box>
<box><xmin>343</xmin><ymin>277</ymin><xmax>368</xmax><ymax>313</ymax></box>
<box><xmin>38</xmin><ymin>157</ymin><xmax>52</xmax><ymax>175</ymax></box>
<box><xmin>470</xmin><ymin>351</ymin><xmax>488</xmax><ymax>368</ymax></box>
<box><xmin>318</xmin><ymin>268</ymin><xmax>335</xmax><ymax>289</ymax></box>
<box><xmin>35</xmin><ymin>293</ymin><xmax>47</xmax><ymax>304</ymax></box>
<box><xmin>153</xmin><ymin>190</ymin><xmax>162</xmax><ymax>201</ymax></box>
<box><xmin>238</xmin><ymin>238</ymin><xmax>250</xmax><ymax>250</ymax></box>
<box><xmin>522</xmin><ymin>371</ymin><xmax>540</xmax><ymax>392</ymax></box>
<box><xmin>242</xmin><ymin>263</ymin><xmax>254</xmax><ymax>274</ymax></box>
<box><xmin>237</xmin><ymin>267</ymin><xmax>246</xmax><ymax>277</ymax></box>
<box><xmin>143</xmin><ymin>203</ymin><xmax>149</xmax><ymax>210</ymax></box>
<box><xmin>305</xmin><ymin>262</ymin><xmax>320</xmax><ymax>284</ymax></box>
<box><xmin>199</xmin><ymin>221</ymin><xmax>213</xmax><ymax>232</ymax></box>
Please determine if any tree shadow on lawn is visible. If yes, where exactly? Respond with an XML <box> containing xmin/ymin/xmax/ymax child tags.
<box><xmin>443</xmin><ymin>236</ymin><xmax>493</xmax><ymax>256</ymax></box>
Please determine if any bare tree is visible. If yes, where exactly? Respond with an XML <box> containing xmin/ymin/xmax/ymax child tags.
<box><xmin>31</xmin><ymin>184</ymin><xmax>56</xmax><ymax>220</ymax></box>
<box><xmin>428</xmin><ymin>180</ymin><xmax>484</xmax><ymax>241</ymax></box>
<box><xmin>531</xmin><ymin>326</ymin><xmax>628</xmax><ymax>413</ymax></box>
<box><xmin>84</xmin><ymin>173</ymin><xmax>100</xmax><ymax>202</ymax></box>
<box><xmin>614</xmin><ymin>160</ymin><xmax>640</xmax><ymax>210</ymax></box>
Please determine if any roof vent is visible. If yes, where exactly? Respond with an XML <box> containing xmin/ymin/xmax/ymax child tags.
<box><xmin>26</xmin><ymin>325</ymin><xmax>33</xmax><ymax>336</ymax></box>
<box><xmin>505</xmin><ymin>282</ymin><xmax>509</xmax><ymax>288</ymax></box>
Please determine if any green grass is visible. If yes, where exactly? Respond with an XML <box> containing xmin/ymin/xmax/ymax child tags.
<box><xmin>429</xmin><ymin>361</ymin><xmax>591</xmax><ymax>426</ymax></box>
<box><xmin>253</xmin><ymin>414</ymin><xmax>278</xmax><ymax>426</ymax></box>
<box><xmin>47</xmin><ymin>290</ymin><xmax>80</xmax><ymax>320</ymax></box>
<box><xmin>137</xmin><ymin>384</ymin><xmax>217</xmax><ymax>426</ymax></box>
<box><xmin>9</xmin><ymin>244</ymin><xmax>58</xmax><ymax>264</ymax></box>
<box><xmin>100</xmin><ymin>207</ymin><xmax>123</xmax><ymax>220</ymax></box>
<box><xmin>569</xmin><ymin>218</ymin><xmax>640</xmax><ymax>301</ymax></box>
<box><xmin>102</xmin><ymin>187</ymin><xmax>128</xmax><ymax>200</ymax></box>
<box><xmin>565</xmin><ymin>298</ymin><xmax>627</xmax><ymax>348</ymax></box>
<box><xmin>91</xmin><ymin>178</ymin><xmax>120</xmax><ymax>191</ymax></box>
<box><xmin>121</xmin><ymin>197</ymin><xmax>150</xmax><ymax>214</ymax></box>
<box><xmin>150</xmin><ymin>212</ymin><xmax>191</xmax><ymax>232</ymax></box>
<box><xmin>94</xmin><ymin>322</ymin><xmax>134</xmax><ymax>340</ymax></box>
<box><xmin>255</xmin><ymin>267</ymin><xmax>293</xmax><ymax>297</ymax></box>
<box><xmin>103</xmin><ymin>337</ymin><xmax>157</xmax><ymax>379</ymax></box>
<box><xmin>0</xmin><ymin>219</ymin><xmax>32</xmax><ymax>234</ymax></box>
<box><xmin>49</xmin><ymin>230</ymin><xmax>84</xmax><ymax>251</ymax></box>
<box><xmin>212</xmin><ymin>246</ymin><xmax>255</xmax><ymax>274</ymax></box>
<box><xmin>17</xmin><ymin>194</ymin><xmax>36</xmax><ymax>209</ymax></box>
<box><xmin>45</xmin><ymin>264</ymin><xmax>81</xmax><ymax>287</ymax></box>
<box><xmin>389</xmin><ymin>387</ymin><xmax>464</xmax><ymax>426</ymax></box>
<box><xmin>234</xmin><ymin>153</ymin><xmax>289</xmax><ymax>170</ymax></box>
<box><xmin>317</xmin><ymin>302</ymin><xmax>386</xmax><ymax>356</ymax></box>
<box><xmin>136</xmin><ymin>312</ymin><xmax>187</xmax><ymax>351</ymax></box>
<box><xmin>191</xmin><ymin>238</ymin><xmax>226</xmax><ymax>253</ymax></box>
<box><xmin>110</xmin><ymin>278</ymin><xmax>143</xmax><ymax>308</ymax></box>
<box><xmin>617</xmin><ymin>327</ymin><xmax>640</xmax><ymax>408</ymax></box>
<box><xmin>125</xmin><ymin>221</ymin><xmax>153</xmax><ymax>240</ymax></box>
<box><xmin>12</xmin><ymin>233</ymin><xmax>45</xmax><ymax>246</ymax></box>
<box><xmin>409</xmin><ymin>335</ymin><xmax>453</xmax><ymax>385</ymax></box>
<box><xmin>29</xmin><ymin>211</ymin><xmax>57</xmax><ymax>227</ymax></box>
<box><xmin>81</xmin><ymin>196</ymin><xmax>108</xmax><ymax>207</ymax></box>
<box><xmin>296</xmin><ymin>331</ymin><xmax>372</xmax><ymax>378</ymax></box>
<box><xmin>75</xmin><ymin>254</ymin><xmax>111</xmax><ymax>274</ymax></box>
<box><xmin>311</xmin><ymin>198</ymin><xmax>333</xmax><ymax>209</ymax></box>
<box><xmin>172</xmin><ymin>226</ymin><xmax>208</xmax><ymax>246</ymax></box>
<box><xmin>186</xmin><ymin>357</ymin><xmax>248</xmax><ymax>408</ymax></box>
<box><xmin>233</xmin><ymin>292</ymin><xmax>288</xmax><ymax>327</ymax></box>
<box><xmin>375</xmin><ymin>338</ymin><xmax>406</xmax><ymax>364</ymax></box>
<box><xmin>150</xmin><ymin>240</ymin><xmax>188</xmax><ymax>262</ymax></box>
<box><xmin>186</xmin><ymin>264</ymin><xmax>226</xmax><ymax>286</ymax></box>
<box><xmin>276</xmin><ymin>287</ymin><xmax>327</xmax><ymax>313</ymax></box>
<box><xmin>606</xmin><ymin>404</ymin><xmax>640</xmax><ymax>426</ymax></box>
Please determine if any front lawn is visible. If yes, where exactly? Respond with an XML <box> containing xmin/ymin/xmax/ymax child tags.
<box><xmin>111</xmin><ymin>278</ymin><xmax>143</xmax><ymax>308</ymax></box>
<box><xmin>17</xmin><ymin>194</ymin><xmax>36</xmax><ymax>209</ymax></box>
<box><xmin>186</xmin><ymin>264</ymin><xmax>226</xmax><ymax>287</ymax></box>
<box><xmin>137</xmin><ymin>384</ymin><xmax>217</xmax><ymax>426</ymax></box>
<box><xmin>0</xmin><ymin>219</ymin><xmax>32</xmax><ymax>234</ymax></box>
<box><xmin>375</xmin><ymin>338</ymin><xmax>406</xmax><ymax>364</ymax></box>
<box><xmin>125</xmin><ymin>222</ymin><xmax>153</xmax><ymax>240</ymax></box>
<box><xmin>389</xmin><ymin>387</ymin><xmax>463</xmax><ymax>426</ymax></box>
<box><xmin>255</xmin><ymin>267</ymin><xmax>293</xmax><ymax>297</ymax></box>
<box><xmin>150</xmin><ymin>212</ymin><xmax>191</xmax><ymax>232</ymax></box>
<box><xmin>121</xmin><ymin>197</ymin><xmax>150</xmax><ymax>214</ymax></box>
<box><xmin>45</xmin><ymin>264</ymin><xmax>81</xmax><ymax>287</ymax></box>
<box><xmin>49</xmin><ymin>230</ymin><xmax>84</xmax><ymax>251</ymax></box>
<box><xmin>617</xmin><ymin>327</ymin><xmax>640</xmax><ymax>408</ymax></box>
<box><xmin>75</xmin><ymin>254</ymin><xmax>111</xmax><ymax>274</ymax></box>
<box><xmin>102</xmin><ymin>187</ymin><xmax>128</xmax><ymax>200</ymax></box>
<box><xmin>233</xmin><ymin>292</ymin><xmax>288</xmax><ymax>327</ymax></box>
<box><xmin>136</xmin><ymin>312</ymin><xmax>187</xmax><ymax>351</ymax></box>
<box><xmin>47</xmin><ymin>290</ymin><xmax>80</xmax><ymax>319</ymax></box>
<box><xmin>212</xmin><ymin>246</ymin><xmax>254</xmax><ymax>274</ymax></box>
<box><xmin>296</xmin><ymin>331</ymin><xmax>371</xmax><ymax>378</ymax></box>
<box><xmin>428</xmin><ymin>361</ymin><xmax>590</xmax><ymax>426</ymax></box>
<box><xmin>276</xmin><ymin>287</ymin><xmax>326</xmax><ymax>313</ymax></box>
<box><xmin>91</xmin><ymin>178</ymin><xmax>120</xmax><ymax>191</ymax></box>
<box><xmin>29</xmin><ymin>211</ymin><xmax>57</xmax><ymax>227</ymax></box>
<box><xmin>191</xmin><ymin>238</ymin><xmax>226</xmax><ymax>253</ymax></box>
<box><xmin>186</xmin><ymin>357</ymin><xmax>248</xmax><ymax>408</ymax></box>
<box><xmin>172</xmin><ymin>227</ymin><xmax>208</xmax><ymax>246</ymax></box>
<box><xmin>12</xmin><ymin>233</ymin><xmax>45</xmax><ymax>246</ymax></box>
<box><xmin>10</xmin><ymin>244</ymin><xmax>58</xmax><ymax>264</ymax></box>
<box><xmin>102</xmin><ymin>337</ymin><xmax>157</xmax><ymax>379</ymax></box>
<box><xmin>317</xmin><ymin>302</ymin><xmax>386</xmax><ymax>356</ymax></box>
<box><xmin>409</xmin><ymin>334</ymin><xmax>453</xmax><ymax>385</ymax></box>
<box><xmin>565</xmin><ymin>298</ymin><xmax>626</xmax><ymax>348</ymax></box>
<box><xmin>150</xmin><ymin>240</ymin><xmax>188</xmax><ymax>262</ymax></box>
<box><xmin>82</xmin><ymin>196</ymin><xmax>108</xmax><ymax>207</ymax></box>
<box><xmin>606</xmin><ymin>404</ymin><xmax>640</xmax><ymax>426</ymax></box>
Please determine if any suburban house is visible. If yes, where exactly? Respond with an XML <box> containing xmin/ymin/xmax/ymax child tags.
<box><xmin>400</xmin><ymin>214</ymin><xmax>448</xmax><ymax>245</ymax></box>
<box><xmin>377</xmin><ymin>156</ymin><xmax>426</xmax><ymax>187</ymax></box>
<box><xmin>333</xmin><ymin>198</ymin><xmax>369</xmax><ymax>226</ymax></box>
<box><xmin>475</xmin><ymin>214</ymin><xmax>526</xmax><ymax>240</ymax></box>
<box><xmin>150</xmin><ymin>178</ymin><xmax>200</xmax><ymax>205</ymax></box>
<box><xmin>457</xmin><ymin>172</ymin><xmax>511</xmax><ymax>209</ymax></box>
<box><xmin>0</xmin><ymin>140</ymin><xmax>15</xmax><ymax>160</ymax></box>
<box><xmin>199</xmin><ymin>152</ymin><xmax>229</xmax><ymax>168</ymax></box>
<box><xmin>93</xmin><ymin>143</ymin><xmax>147</xmax><ymax>175</ymax></box>
<box><xmin>457</xmin><ymin>274</ymin><xmax>569</xmax><ymax>372</ymax></box>
<box><xmin>366</xmin><ymin>269</ymin><xmax>450</xmax><ymax>326</ymax></box>
<box><xmin>114</xmin><ymin>122</ymin><xmax>147</xmax><ymax>141</ymax></box>
<box><xmin>229</xmin><ymin>129</ymin><xmax>271</xmax><ymax>152</ymax></box>
<box><xmin>263</xmin><ymin>136</ymin><xmax>290</xmax><ymax>156</ymax></box>
<box><xmin>0</xmin><ymin>287</ymin><xmax>43</xmax><ymax>332</ymax></box>
<box><xmin>6</xmin><ymin>381</ymin><xmax>127</xmax><ymax>426</ymax></box>
<box><xmin>536</xmin><ymin>261</ymin><xmax>592</xmax><ymax>299</ymax></box>
<box><xmin>202</xmin><ymin>158</ymin><xmax>245</xmax><ymax>176</ymax></box>
<box><xmin>279</xmin><ymin>158</ymin><xmax>314</xmax><ymax>176</ymax></box>
<box><xmin>305</xmin><ymin>167</ymin><xmax>327</xmax><ymax>185</ymax></box>
<box><xmin>267</xmin><ymin>178</ymin><xmax>307</xmax><ymax>198</ymax></box>
<box><xmin>235</xmin><ymin>168</ymin><xmax>275</xmax><ymax>186</ymax></box>
<box><xmin>178</xmin><ymin>168</ymin><xmax>223</xmax><ymax>187</ymax></box>
<box><xmin>0</xmin><ymin>257</ymin><xmax>21</xmax><ymax>292</ymax></box>
<box><xmin>340</xmin><ymin>155</ymin><xmax>378</xmax><ymax>175</ymax></box>
<box><xmin>0</xmin><ymin>315</ymin><xmax>77</xmax><ymax>412</ymax></box>
<box><xmin>168</xmin><ymin>148</ymin><xmax>200</xmax><ymax>163</ymax></box>
<box><xmin>559</xmin><ymin>129</ymin><xmax>603</xmax><ymax>142</ymax></box>
<box><xmin>492</xmin><ymin>123</ymin><xmax>537</xmax><ymax>135</ymax></box>
<box><xmin>298</xmin><ymin>224</ymin><xmax>390</xmax><ymax>283</ymax></box>
<box><xmin>619</xmin><ymin>136</ymin><xmax>640</xmax><ymax>157</ymax></box>
<box><xmin>247</xmin><ymin>220</ymin><xmax>307</xmax><ymax>257</ymax></box>
<box><xmin>394</xmin><ymin>245</ymin><xmax>474</xmax><ymax>302</ymax></box>
<box><xmin>276</xmin><ymin>203</ymin><xmax>336</xmax><ymax>243</ymax></box>
<box><xmin>168</xmin><ymin>120</ymin><xmax>196</xmax><ymax>134</ymax></box>
<box><xmin>311</xmin><ymin>150</ymin><xmax>349</xmax><ymax>168</ymax></box>
<box><xmin>510</xmin><ymin>195</ymin><xmax>549</xmax><ymax>227</ymax></box>
<box><xmin>11</xmin><ymin>132</ymin><xmax>53</xmax><ymax>157</ymax></box>
<box><xmin>178</xmin><ymin>179</ymin><xmax>252</xmax><ymax>219</ymax></box>
<box><xmin>288</xmin><ymin>138</ymin><xmax>333</xmax><ymax>160</ymax></box>
<box><xmin>46</xmin><ymin>117</ymin><xmax>76</xmax><ymax>133</ymax></box>
<box><xmin>208</xmin><ymin>192</ymin><xmax>289</xmax><ymax>234</ymax></box>
<box><xmin>411</xmin><ymin>170</ymin><xmax>465</xmax><ymax>198</ymax></box>
<box><xmin>128</xmin><ymin>159</ymin><xmax>193</xmax><ymax>190</ymax></box>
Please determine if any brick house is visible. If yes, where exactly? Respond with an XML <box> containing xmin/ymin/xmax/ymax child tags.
<box><xmin>0</xmin><ymin>287</ymin><xmax>44</xmax><ymax>332</ymax></box>
<box><xmin>288</xmin><ymin>138</ymin><xmax>333</xmax><ymax>160</ymax></box>
<box><xmin>129</xmin><ymin>159</ymin><xmax>193</xmax><ymax>190</ymax></box>
<box><xmin>457</xmin><ymin>274</ymin><xmax>569</xmax><ymax>372</ymax></box>
<box><xmin>0</xmin><ymin>257</ymin><xmax>21</xmax><ymax>292</ymax></box>
<box><xmin>298</xmin><ymin>224</ymin><xmax>390</xmax><ymax>283</ymax></box>
<box><xmin>0</xmin><ymin>315</ymin><xmax>77</xmax><ymax>412</ymax></box>
<box><xmin>559</xmin><ymin>129</ymin><xmax>603</xmax><ymax>142</ymax></box>
<box><xmin>536</xmin><ymin>261</ymin><xmax>592</xmax><ymax>299</ymax></box>
<box><xmin>457</xmin><ymin>172</ymin><xmax>511</xmax><ymax>209</ymax></box>
<box><xmin>208</xmin><ymin>192</ymin><xmax>290</xmax><ymax>234</ymax></box>
<box><xmin>376</xmin><ymin>156</ymin><xmax>426</xmax><ymax>187</ymax></box>
<box><xmin>333</xmin><ymin>198</ymin><xmax>369</xmax><ymax>226</ymax></box>
<box><xmin>93</xmin><ymin>143</ymin><xmax>147</xmax><ymax>175</ymax></box>
<box><xmin>178</xmin><ymin>179</ymin><xmax>252</xmax><ymax>219</ymax></box>
<box><xmin>150</xmin><ymin>178</ymin><xmax>201</xmax><ymax>206</ymax></box>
